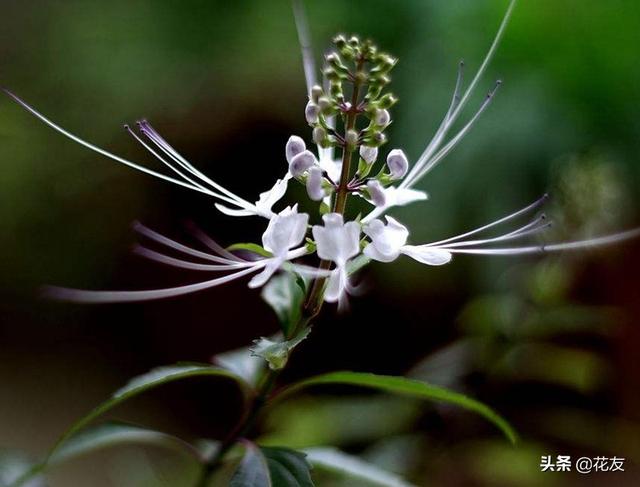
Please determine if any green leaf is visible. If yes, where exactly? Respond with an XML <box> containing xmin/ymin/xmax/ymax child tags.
<box><xmin>276</xmin><ymin>372</ymin><xmax>517</xmax><ymax>444</ymax></box>
<box><xmin>48</xmin><ymin>365</ymin><xmax>250</xmax><ymax>465</ymax></box>
<box><xmin>231</xmin><ymin>443</ymin><xmax>314</xmax><ymax>487</ymax></box>
<box><xmin>261</xmin><ymin>272</ymin><xmax>305</xmax><ymax>335</ymax></box>
<box><xmin>251</xmin><ymin>328</ymin><xmax>311</xmax><ymax>371</ymax></box>
<box><xmin>0</xmin><ymin>451</ymin><xmax>45</xmax><ymax>487</ymax></box>
<box><xmin>227</xmin><ymin>243</ymin><xmax>273</xmax><ymax>258</ymax></box>
<box><xmin>49</xmin><ymin>423</ymin><xmax>202</xmax><ymax>466</ymax></box>
<box><xmin>304</xmin><ymin>447</ymin><xmax>413</xmax><ymax>487</ymax></box>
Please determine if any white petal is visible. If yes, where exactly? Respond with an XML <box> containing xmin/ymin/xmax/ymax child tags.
<box><xmin>285</xmin><ymin>135</ymin><xmax>306</xmax><ymax>164</ymax></box>
<box><xmin>386</xmin><ymin>149</ymin><xmax>409</xmax><ymax>180</ymax></box>
<box><xmin>306</xmin><ymin>166</ymin><xmax>325</xmax><ymax>201</ymax></box>
<box><xmin>359</xmin><ymin>145</ymin><xmax>378</xmax><ymax>164</ymax></box>
<box><xmin>401</xmin><ymin>245</ymin><xmax>453</xmax><ymax>266</ymax></box>
<box><xmin>255</xmin><ymin>178</ymin><xmax>289</xmax><ymax>216</ymax></box>
<box><xmin>248</xmin><ymin>259</ymin><xmax>282</xmax><ymax>288</ymax></box>
<box><xmin>262</xmin><ymin>207</ymin><xmax>309</xmax><ymax>256</ymax></box>
<box><xmin>312</xmin><ymin>214</ymin><xmax>361</xmax><ymax>266</ymax></box>
<box><xmin>289</xmin><ymin>150</ymin><xmax>318</xmax><ymax>177</ymax></box>
<box><xmin>324</xmin><ymin>267</ymin><xmax>346</xmax><ymax>303</ymax></box>
<box><xmin>363</xmin><ymin>243</ymin><xmax>398</xmax><ymax>263</ymax></box>
<box><xmin>366</xmin><ymin>180</ymin><xmax>386</xmax><ymax>207</ymax></box>
<box><xmin>387</xmin><ymin>187</ymin><xmax>428</xmax><ymax>206</ymax></box>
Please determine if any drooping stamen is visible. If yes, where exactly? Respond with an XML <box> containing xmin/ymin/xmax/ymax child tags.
<box><xmin>133</xmin><ymin>245</ymin><xmax>252</xmax><ymax>271</ymax></box>
<box><xmin>440</xmin><ymin>227</ymin><xmax>640</xmax><ymax>256</ymax></box>
<box><xmin>184</xmin><ymin>221</ymin><xmax>246</xmax><ymax>262</ymax></box>
<box><xmin>426</xmin><ymin>194</ymin><xmax>549</xmax><ymax>247</ymax></box>
<box><xmin>42</xmin><ymin>266</ymin><xmax>261</xmax><ymax>303</ymax></box>
<box><xmin>132</xmin><ymin>222</ymin><xmax>239</xmax><ymax>265</ymax></box>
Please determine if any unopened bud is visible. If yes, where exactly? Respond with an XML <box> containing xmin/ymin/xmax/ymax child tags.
<box><xmin>306</xmin><ymin>166</ymin><xmax>325</xmax><ymax>201</ymax></box>
<box><xmin>318</xmin><ymin>96</ymin><xmax>332</xmax><ymax>113</ymax></box>
<box><xmin>333</xmin><ymin>34</ymin><xmax>347</xmax><ymax>49</ymax></box>
<box><xmin>311</xmin><ymin>85</ymin><xmax>323</xmax><ymax>103</ymax></box>
<box><xmin>373</xmin><ymin>132</ymin><xmax>387</xmax><ymax>147</ymax></box>
<box><xmin>305</xmin><ymin>101</ymin><xmax>320</xmax><ymax>124</ymax></box>
<box><xmin>289</xmin><ymin>150</ymin><xmax>317</xmax><ymax>177</ymax></box>
<box><xmin>378</xmin><ymin>93</ymin><xmax>398</xmax><ymax>109</ymax></box>
<box><xmin>345</xmin><ymin>129</ymin><xmax>359</xmax><ymax>148</ymax></box>
<box><xmin>386</xmin><ymin>149</ymin><xmax>409</xmax><ymax>179</ymax></box>
<box><xmin>374</xmin><ymin>109</ymin><xmax>391</xmax><ymax>127</ymax></box>
<box><xmin>359</xmin><ymin>145</ymin><xmax>378</xmax><ymax>164</ymax></box>
<box><xmin>312</xmin><ymin>126</ymin><xmax>327</xmax><ymax>146</ymax></box>
<box><xmin>366</xmin><ymin>179</ymin><xmax>386</xmax><ymax>207</ymax></box>
<box><xmin>285</xmin><ymin>135</ymin><xmax>306</xmax><ymax>164</ymax></box>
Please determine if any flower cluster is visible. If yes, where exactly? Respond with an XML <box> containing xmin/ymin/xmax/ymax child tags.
<box><xmin>4</xmin><ymin>4</ymin><xmax>639</xmax><ymax>312</ymax></box>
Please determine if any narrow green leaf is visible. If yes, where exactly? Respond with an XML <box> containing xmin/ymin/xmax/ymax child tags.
<box><xmin>48</xmin><ymin>365</ymin><xmax>250</xmax><ymax>464</ymax></box>
<box><xmin>230</xmin><ymin>443</ymin><xmax>314</xmax><ymax>487</ymax></box>
<box><xmin>276</xmin><ymin>372</ymin><xmax>517</xmax><ymax>444</ymax></box>
<box><xmin>227</xmin><ymin>243</ymin><xmax>273</xmax><ymax>258</ymax></box>
<box><xmin>49</xmin><ymin>423</ymin><xmax>202</xmax><ymax>466</ymax></box>
<box><xmin>304</xmin><ymin>447</ymin><xmax>413</xmax><ymax>487</ymax></box>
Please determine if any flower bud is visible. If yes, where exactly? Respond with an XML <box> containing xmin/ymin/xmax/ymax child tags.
<box><xmin>289</xmin><ymin>150</ymin><xmax>317</xmax><ymax>177</ymax></box>
<box><xmin>285</xmin><ymin>135</ymin><xmax>306</xmax><ymax>164</ymax></box>
<box><xmin>333</xmin><ymin>34</ymin><xmax>347</xmax><ymax>49</ymax></box>
<box><xmin>386</xmin><ymin>149</ymin><xmax>409</xmax><ymax>180</ymax></box>
<box><xmin>318</xmin><ymin>96</ymin><xmax>333</xmax><ymax>113</ymax></box>
<box><xmin>374</xmin><ymin>108</ymin><xmax>391</xmax><ymax>127</ymax></box>
<box><xmin>366</xmin><ymin>179</ymin><xmax>387</xmax><ymax>207</ymax></box>
<box><xmin>377</xmin><ymin>93</ymin><xmax>398</xmax><ymax>109</ymax></box>
<box><xmin>311</xmin><ymin>85</ymin><xmax>323</xmax><ymax>103</ymax></box>
<box><xmin>345</xmin><ymin>129</ymin><xmax>359</xmax><ymax>148</ymax></box>
<box><xmin>305</xmin><ymin>101</ymin><xmax>320</xmax><ymax>124</ymax></box>
<box><xmin>359</xmin><ymin>145</ymin><xmax>378</xmax><ymax>164</ymax></box>
<box><xmin>312</xmin><ymin>126</ymin><xmax>328</xmax><ymax>147</ymax></box>
<box><xmin>306</xmin><ymin>166</ymin><xmax>325</xmax><ymax>201</ymax></box>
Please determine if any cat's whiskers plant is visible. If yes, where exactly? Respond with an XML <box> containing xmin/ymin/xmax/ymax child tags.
<box><xmin>4</xmin><ymin>0</ymin><xmax>640</xmax><ymax>485</ymax></box>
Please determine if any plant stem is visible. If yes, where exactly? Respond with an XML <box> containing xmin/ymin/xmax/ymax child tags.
<box><xmin>196</xmin><ymin>56</ymin><xmax>366</xmax><ymax>487</ymax></box>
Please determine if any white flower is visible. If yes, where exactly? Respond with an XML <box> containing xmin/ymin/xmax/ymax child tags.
<box><xmin>285</xmin><ymin>135</ymin><xmax>306</xmax><ymax>164</ymax></box>
<box><xmin>313</xmin><ymin>213</ymin><xmax>361</xmax><ymax>266</ymax></box>
<box><xmin>312</xmin><ymin>213</ymin><xmax>361</xmax><ymax>306</ymax></box>
<box><xmin>306</xmin><ymin>166</ymin><xmax>325</xmax><ymax>201</ymax></box>
<box><xmin>289</xmin><ymin>150</ymin><xmax>318</xmax><ymax>177</ymax></box>
<box><xmin>386</xmin><ymin>149</ymin><xmax>409</xmax><ymax>180</ymax></box>
<box><xmin>364</xmin><ymin>216</ymin><xmax>452</xmax><ymax>265</ymax></box>
<box><xmin>359</xmin><ymin>145</ymin><xmax>378</xmax><ymax>164</ymax></box>
<box><xmin>360</xmin><ymin>186</ymin><xmax>428</xmax><ymax>221</ymax></box>
<box><xmin>249</xmin><ymin>205</ymin><xmax>310</xmax><ymax>288</ymax></box>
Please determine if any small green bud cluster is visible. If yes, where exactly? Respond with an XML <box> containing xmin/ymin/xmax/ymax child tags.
<box><xmin>304</xmin><ymin>34</ymin><xmax>398</xmax><ymax>157</ymax></box>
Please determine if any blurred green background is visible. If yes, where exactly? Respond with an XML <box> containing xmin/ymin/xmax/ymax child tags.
<box><xmin>1</xmin><ymin>0</ymin><xmax>640</xmax><ymax>485</ymax></box>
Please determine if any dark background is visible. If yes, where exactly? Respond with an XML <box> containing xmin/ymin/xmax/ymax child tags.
<box><xmin>1</xmin><ymin>0</ymin><xmax>640</xmax><ymax>485</ymax></box>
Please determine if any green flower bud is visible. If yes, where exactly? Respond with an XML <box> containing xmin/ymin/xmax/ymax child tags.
<box><xmin>377</xmin><ymin>93</ymin><xmax>398</xmax><ymax>109</ymax></box>
<box><xmin>312</xmin><ymin>126</ymin><xmax>328</xmax><ymax>147</ymax></box>
<box><xmin>345</xmin><ymin>129</ymin><xmax>359</xmax><ymax>148</ymax></box>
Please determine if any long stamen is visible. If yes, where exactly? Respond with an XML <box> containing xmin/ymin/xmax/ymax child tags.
<box><xmin>292</xmin><ymin>0</ymin><xmax>317</xmax><ymax>96</ymax></box>
<box><xmin>440</xmin><ymin>227</ymin><xmax>640</xmax><ymax>256</ymax></box>
<box><xmin>133</xmin><ymin>245</ymin><xmax>252</xmax><ymax>271</ymax></box>
<box><xmin>138</xmin><ymin>121</ymin><xmax>256</xmax><ymax>209</ymax></box>
<box><xmin>42</xmin><ymin>266</ymin><xmax>262</xmax><ymax>303</ymax></box>
<box><xmin>402</xmin><ymin>0</ymin><xmax>517</xmax><ymax>189</ymax></box>
<box><xmin>2</xmin><ymin>89</ymin><xmax>210</xmax><ymax>196</ymax></box>
<box><xmin>184</xmin><ymin>221</ymin><xmax>246</xmax><ymax>262</ymax></box>
<box><xmin>132</xmin><ymin>222</ymin><xmax>239</xmax><ymax>265</ymax></box>
<box><xmin>124</xmin><ymin>124</ymin><xmax>236</xmax><ymax>205</ymax></box>
<box><xmin>426</xmin><ymin>194</ymin><xmax>549</xmax><ymax>247</ymax></box>
<box><xmin>443</xmin><ymin>220</ymin><xmax>552</xmax><ymax>248</ymax></box>
<box><xmin>404</xmin><ymin>80</ymin><xmax>501</xmax><ymax>187</ymax></box>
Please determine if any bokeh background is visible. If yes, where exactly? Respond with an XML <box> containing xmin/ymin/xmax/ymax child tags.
<box><xmin>1</xmin><ymin>0</ymin><xmax>640</xmax><ymax>485</ymax></box>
